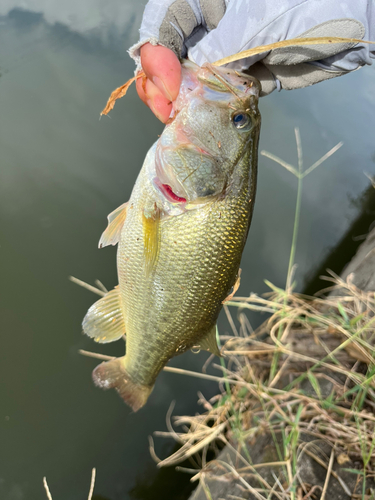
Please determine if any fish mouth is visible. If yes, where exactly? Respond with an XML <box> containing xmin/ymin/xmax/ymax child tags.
<box><xmin>153</xmin><ymin>177</ymin><xmax>187</xmax><ymax>204</ymax></box>
<box><xmin>153</xmin><ymin>119</ymin><xmax>219</xmax><ymax>206</ymax></box>
<box><xmin>154</xmin><ymin>155</ymin><xmax>189</xmax><ymax>205</ymax></box>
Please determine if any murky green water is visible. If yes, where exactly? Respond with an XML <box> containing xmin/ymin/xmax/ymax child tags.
<box><xmin>1</xmin><ymin>4</ymin><xmax>374</xmax><ymax>499</ymax></box>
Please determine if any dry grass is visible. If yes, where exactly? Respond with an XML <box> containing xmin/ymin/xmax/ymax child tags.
<box><xmin>150</xmin><ymin>274</ymin><xmax>375</xmax><ymax>499</ymax></box>
<box><xmin>43</xmin><ymin>468</ymin><xmax>96</xmax><ymax>500</ymax></box>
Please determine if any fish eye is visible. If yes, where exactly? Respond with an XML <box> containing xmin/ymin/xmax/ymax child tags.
<box><xmin>232</xmin><ymin>112</ymin><xmax>252</xmax><ymax>130</ymax></box>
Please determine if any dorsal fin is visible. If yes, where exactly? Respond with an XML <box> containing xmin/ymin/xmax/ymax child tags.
<box><xmin>99</xmin><ymin>202</ymin><xmax>128</xmax><ymax>248</ymax></box>
<box><xmin>198</xmin><ymin>325</ymin><xmax>221</xmax><ymax>356</ymax></box>
<box><xmin>82</xmin><ymin>287</ymin><xmax>125</xmax><ymax>343</ymax></box>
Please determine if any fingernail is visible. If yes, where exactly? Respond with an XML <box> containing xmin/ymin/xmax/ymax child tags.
<box><xmin>152</xmin><ymin>76</ymin><xmax>173</xmax><ymax>102</ymax></box>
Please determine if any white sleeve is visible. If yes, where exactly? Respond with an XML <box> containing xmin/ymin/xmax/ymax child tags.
<box><xmin>187</xmin><ymin>0</ymin><xmax>375</xmax><ymax>72</ymax></box>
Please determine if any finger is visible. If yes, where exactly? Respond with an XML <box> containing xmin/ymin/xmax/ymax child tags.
<box><xmin>135</xmin><ymin>75</ymin><xmax>148</xmax><ymax>105</ymax></box>
<box><xmin>140</xmin><ymin>43</ymin><xmax>181</xmax><ymax>102</ymax></box>
<box><xmin>136</xmin><ymin>76</ymin><xmax>172</xmax><ymax>123</ymax></box>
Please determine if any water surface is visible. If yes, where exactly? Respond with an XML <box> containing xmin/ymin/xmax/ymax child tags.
<box><xmin>1</xmin><ymin>4</ymin><xmax>374</xmax><ymax>499</ymax></box>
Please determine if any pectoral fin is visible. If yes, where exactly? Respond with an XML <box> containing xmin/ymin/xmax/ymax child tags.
<box><xmin>99</xmin><ymin>202</ymin><xmax>128</xmax><ymax>248</ymax></box>
<box><xmin>83</xmin><ymin>287</ymin><xmax>125</xmax><ymax>343</ymax></box>
<box><xmin>142</xmin><ymin>205</ymin><xmax>161</xmax><ymax>275</ymax></box>
<box><xmin>198</xmin><ymin>325</ymin><xmax>221</xmax><ymax>356</ymax></box>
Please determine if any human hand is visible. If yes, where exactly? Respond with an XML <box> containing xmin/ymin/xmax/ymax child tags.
<box><xmin>135</xmin><ymin>43</ymin><xmax>181</xmax><ymax>123</ymax></box>
<box><xmin>130</xmin><ymin>0</ymin><xmax>374</xmax><ymax>117</ymax></box>
<box><xmin>132</xmin><ymin>0</ymin><xmax>225</xmax><ymax>122</ymax></box>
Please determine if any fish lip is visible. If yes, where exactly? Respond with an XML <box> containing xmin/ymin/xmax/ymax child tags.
<box><xmin>199</xmin><ymin>63</ymin><xmax>261</xmax><ymax>99</ymax></box>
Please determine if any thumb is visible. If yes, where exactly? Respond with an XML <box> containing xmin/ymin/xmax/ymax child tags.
<box><xmin>141</xmin><ymin>43</ymin><xmax>181</xmax><ymax>102</ymax></box>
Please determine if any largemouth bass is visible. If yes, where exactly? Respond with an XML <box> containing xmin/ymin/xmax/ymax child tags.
<box><xmin>83</xmin><ymin>61</ymin><xmax>261</xmax><ymax>411</ymax></box>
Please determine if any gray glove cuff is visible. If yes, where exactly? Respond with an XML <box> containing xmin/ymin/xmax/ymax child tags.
<box><xmin>129</xmin><ymin>0</ymin><xmax>226</xmax><ymax>69</ymax></box>
<box><xmin>268</xmin><ymin>63</ymin><xmax>346</xmax><ymax>92</ymax></box>
<box><xmin>263</xmin><ymin>18</ymin><xmax>365</xmax><ymax>67</ymax></box>
<box><xmin>244</xmin><ymin>63</ymin><xmax>278</xmax><ymax>97</ymax></box>
<box><xmin>252</xmin><ymin>18</ymin><xmax>362</xmax><ymax>95</ymax></box>
<box><xmin>246</xmin><ymin>60</ymin><xmax>346</xmax><ymax>96</ymax></box>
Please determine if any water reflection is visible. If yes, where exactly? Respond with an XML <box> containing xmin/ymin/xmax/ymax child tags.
<box><xmin>0</xmin><ymin>0</ymin><xmax>145</xmax><ymax>40</ymax></box>
<box><xmin>129</xmin><ymin>460</ymin><xmax>196</xmax><ymax>500</ymax></box>
<box><xmin>304</xmin><ymin>182</ymin><xmax>375</xmax><ymax>295</ymax></box>
<box><xmin>0</xmin><ymin>4</ymin><xmax>374</xmax><ymax>500</ymax></box>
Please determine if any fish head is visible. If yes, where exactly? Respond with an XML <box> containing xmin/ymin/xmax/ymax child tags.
<box><xmin>152</xmin><ymin>60</ymin><xmax>261</xmax><ymax>214</ymax></box>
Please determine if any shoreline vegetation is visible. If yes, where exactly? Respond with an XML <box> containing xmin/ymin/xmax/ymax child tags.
<box><xmin>70</xmin><ymin>255</ymin><xmax>375</xmax><ymax>500</ymax></box>
<box><xmin>155</xmin><ymin>268</ymin><xmax>375</xmax><ymax>500</ymax></box>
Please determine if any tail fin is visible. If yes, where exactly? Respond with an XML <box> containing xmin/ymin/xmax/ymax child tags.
<box><xmin>92</xmin><ymin>358</ymin><xmax>153</xmax><ymax>412</ymax></box>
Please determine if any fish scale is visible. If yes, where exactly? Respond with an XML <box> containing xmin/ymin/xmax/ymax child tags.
<box><xmin>82</xmin><ymin>61</ymin><xmax>261</xmax><ymax>411</ymax></box>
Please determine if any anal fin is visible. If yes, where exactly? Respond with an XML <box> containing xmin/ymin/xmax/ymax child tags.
<box><xmin>83</xmin><ymin>287</ymin><xmax>125</xmax><ymax>343</ymax></box>
<box><xmin>99</xmin><ymin>202</ymin><xmax>128</xmax><ymax>248</ymax></box>
<box><xmin>197</xmin><ymin>325</ymin><xmax>221</xmax><ymax>356</ymax></box>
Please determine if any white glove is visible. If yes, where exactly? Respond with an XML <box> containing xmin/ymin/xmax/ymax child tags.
<box><xmin>129</xmin><ymin>0</ymin><xmax>375</xmax><ymax>95</ymax></box>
